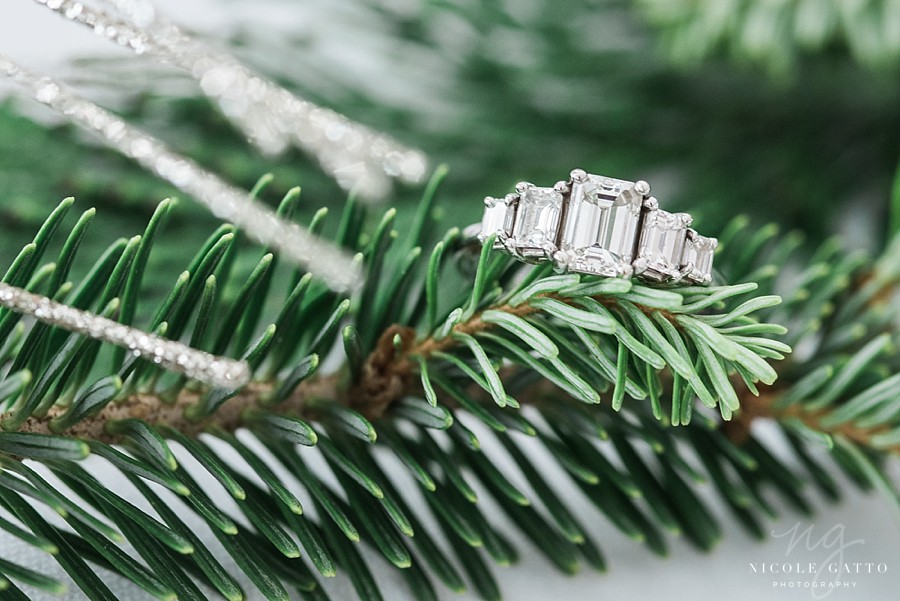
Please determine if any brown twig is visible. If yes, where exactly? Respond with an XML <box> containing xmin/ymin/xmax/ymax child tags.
<box><xmin>14</xmin><ymin>376</ymin><xmax>341</xmax><ymax>443</ymax></box>
<box><xmin>725</xmin><ymin>383</ymin><xmax>900</xmax><ymax>454</ymax></box>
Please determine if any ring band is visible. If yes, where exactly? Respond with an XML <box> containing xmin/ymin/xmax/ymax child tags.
<box><xmin>469</xmin><ymin>168</ymin><xmax>717</xmax><ymax>286</ymax></box>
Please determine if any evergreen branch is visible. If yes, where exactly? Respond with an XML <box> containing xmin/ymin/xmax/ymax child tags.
<box><xmin>0</xmin><ymin>177</ymin><xmax>896</xmax><ymax>601</ymax></box>
<box><xmin>6</xmin><ymin>223</ymin><xmax>781</xmax><ymax>442</ymax></box>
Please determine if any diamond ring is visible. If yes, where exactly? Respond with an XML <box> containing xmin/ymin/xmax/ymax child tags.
<box><xmin>468</xmin><ymin>169</ymin><xmax>717</xmax><ymax>285</ymax></box>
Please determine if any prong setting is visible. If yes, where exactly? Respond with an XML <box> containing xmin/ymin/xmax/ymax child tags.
<box><xmin>570</xmin><ymin>169</ymin><xmax>588</xmax><ymax>183</ymax></box>
<box><xmin>634</xmin><ymin>180</ymin><xmax>651</xmax><ymax>197</ymax></box>
<box><xmin>632</xmin><ymin>257</ymin><xmax>649</xmax><ymax>275</ymax></box>
<box><xmin>541</xmin><ymin>241</ymin><xmax>558</xmax><ymax>260</ymax></box>
<box><xmin>552</xmin><ymin>249</ymin><xmax>575</xmax><ymax>273</ymax></box>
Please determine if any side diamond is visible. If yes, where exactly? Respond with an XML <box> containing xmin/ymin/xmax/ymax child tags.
<box><xmin>681</xmin><ymin>230</ymin><xmax>717</xmax><ymax>284</ymax></box>
<box><xmin>479</xmin><ymin>195</ymin><xmax>515</xmax><ymax>247</ymax></box>
<box><xmin>635</xmin><ymin>209</ymin><xmax>691</xmax><ymax>282</ymax></box>
<box><xmin>511</xmin><ymin>184</ymin><xmax>563</xmax><ymax>259</ymax></box>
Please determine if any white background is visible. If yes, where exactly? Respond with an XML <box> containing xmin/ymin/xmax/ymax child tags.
<box><xmin>1</xmin><ymin>1</ymin><xmax>899</xmax><ymax>600</ymax></box>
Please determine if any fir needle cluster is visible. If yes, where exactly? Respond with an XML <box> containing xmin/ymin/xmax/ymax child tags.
<box><xmin>0</xmin><ymin>169</ymin><xmax>897</xmax><ymax>601</ymax></box>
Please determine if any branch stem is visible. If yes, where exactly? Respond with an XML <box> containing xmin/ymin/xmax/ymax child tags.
<box><xmin>726</xmin><ymin>385</ymin><xmax>900</xmax><ymax>454</ymax></box>
<box><xmin>11</xmin><ymin>291</ymin><xmax>893</xmax><ymax>460</ymax></box>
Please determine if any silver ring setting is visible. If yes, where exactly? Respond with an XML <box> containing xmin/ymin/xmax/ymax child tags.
<box><xmin>473</xmin><ymin>169</ymin><xmax>717</xmax><ymax>285</ymax></box>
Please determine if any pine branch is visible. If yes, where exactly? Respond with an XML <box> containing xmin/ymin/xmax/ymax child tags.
<box><xmin>8</xmin><ymin>240</ymin><xmax>770</xmax><ymax>438</ymax></box>
<box><xmin>0</xmin><ymin>173</ymin><xmax>897</xmax><ymax>601</ymax></box>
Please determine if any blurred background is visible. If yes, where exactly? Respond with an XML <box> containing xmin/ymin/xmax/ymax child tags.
<box><xmin>2</xmin><ymin>0</ymin><xmax>900</xmax><ymax>261</ymax></box>
<box><xmin>1</xmin><ymin>0</ymin><xmax>899</xmax><ymax>599</ymax></box>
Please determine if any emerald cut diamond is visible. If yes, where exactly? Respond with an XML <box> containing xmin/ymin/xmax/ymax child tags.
<box><xmin>479</xmin><ymin>195</ymin><xmax>515</xmax><ymax>247</ymax></box>
<box><xmin>511</xmin><ymin>185</ymin><xmax>563</xmax><ymax>258</ymax></box>
<box><xmin>682</xmin><ymin>230</ymin><xmax>717</xmax><ymax>284</ymax></box>
<box><xmin>556</xmin><ymin>174</ymin><xmax>643</xmax><ymax>277</ymax></box>
<box><xmin>635</xmin><ymin>209</ymin><xmax>691</xmax><ymax>282</ymax></box>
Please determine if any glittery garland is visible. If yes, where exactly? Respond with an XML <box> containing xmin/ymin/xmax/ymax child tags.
<box><xmin>34</xmin><ymin>0</ymin><xmax>429</xmax><ymax>200</ymax></box>
<box><xmin>0</xmin><ymin>283</ymin><xmax>250</xmax><ymax>389</ymax></box>
<box><xmin>0</xmin><ymin>53</ymin><xmax>361</xmax><ymax>293</ymax></box>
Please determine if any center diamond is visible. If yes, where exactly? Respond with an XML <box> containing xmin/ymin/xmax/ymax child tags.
<box><xmin>557</xmin><ymin>174</ymin><xmax>643</xmax><ymax>277</ymax></box>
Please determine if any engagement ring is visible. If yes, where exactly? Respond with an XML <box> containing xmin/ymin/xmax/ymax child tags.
<box><xmin>471</xmin><ymin>169</ymin><xmax>717</xmax><ymax>285</ymax></box>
